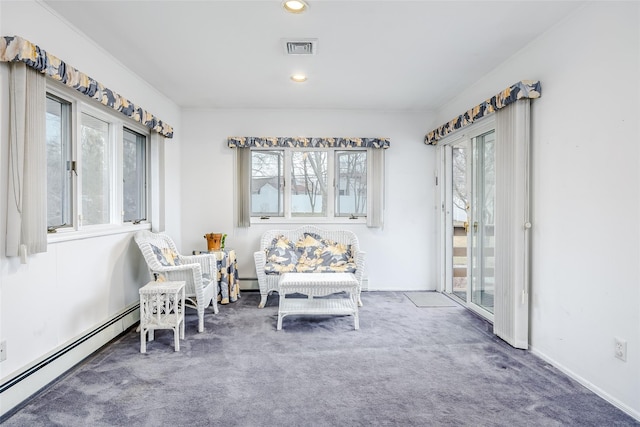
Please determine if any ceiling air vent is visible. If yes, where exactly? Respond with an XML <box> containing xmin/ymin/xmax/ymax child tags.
<box><xmin>283</xmin><ymin>39</ymin><xmax>318</xmax><ymax>55</ymax></box>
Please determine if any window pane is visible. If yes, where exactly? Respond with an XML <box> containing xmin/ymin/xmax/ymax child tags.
<box><xmin>46</xmin><ymin>95</ymin><xmax>72</xmax><ymax>228</ymax></box>
<box><xmin>81</xmin><ymin>113</ymin><xmax>111</xmax><ymax>225</ymax></box>
<box><xmin>123</xmin><ymin>128</ymin><xmax>146</xmax><ymax>222</ymax></box>
<box><xmin>336</xmin><ymin>151</ymin><xmax>367</xmax><ymax>217</ymax></box>
<box><xmin>251</xmin><ymin>151</ymin><xmax>283</xmax><ymax>216</ymax></box>
<box><xmin>291</xmin><ymin>151</ymin><xmax>327</xmax><ymax>216</ymax></box>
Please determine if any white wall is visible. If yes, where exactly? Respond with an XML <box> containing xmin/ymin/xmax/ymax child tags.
<box><xmin>0</xmin><ymin>0</ymin><xmax>182</xmax><ymax>393</ymax></box>
<box><xmin>436</xmin><ymin>2</ymin><xmax>640</xmax><ymax>417</ymax></box>
<box><xmin>179</xmin><ymin>109</ymin><xmax>437</xmax><ymax>292</ymax></box>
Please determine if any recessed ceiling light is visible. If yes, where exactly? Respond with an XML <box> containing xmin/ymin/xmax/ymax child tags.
<box><xmin>282</xmin><ymin>0</ymin><xmax>308</xmax><ymax>14</ymax></box>
<box><xmin>290</xmin><ymin>74</ymin><xmax>307</xmax><ymax>83</ymax></box>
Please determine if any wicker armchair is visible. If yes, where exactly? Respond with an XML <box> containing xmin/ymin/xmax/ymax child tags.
<box><xmin>134</xmin><ymin>230</ymin><xmax>218</xmax><ymax>332</ymax></box>
<box><xmin>254</xmin><ymin>226</ymin><xmax>366</xmax><ymax>308</ymax></box>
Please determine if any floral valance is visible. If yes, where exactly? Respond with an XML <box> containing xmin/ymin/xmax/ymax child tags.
<box><xmin>0</xmin><ymin>35</ymin><xmax>174</xmax><ymax>138</ymax></box>
<box><xmin>425</xmin><ymin>80</ymin><xmax>541</xmax><ymax>145</ymax></box>
<box><xmin>228</xmin><ymin>137</ymin><xmax>390</xmax><ymax>149</ymax></box>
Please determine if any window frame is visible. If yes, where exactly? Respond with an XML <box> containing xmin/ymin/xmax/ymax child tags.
<box><xmin>335</xmin><ymin>149</ymin><xmax>368</xmax><ymax>218</ymax></box>
<box><xmin>249</xmin><ymin>147</ymin><xmax>369</xmax><ymax>225</ymax></box>
<box><xmin>122</xmin><ymin>127</ymin><xmax>148</xmax><ymax>224</ymax></box>
<box><xmin>250</xmin><ymin>149</ymin><xmax>284</xmax><ymax>217</ymax></box>
<box><xmin>45</xmin><ymin>93</ymin><xmax>74</xmax><ymax>231</ymax></box>
<box><xmin>79</xmin><ymin>109</ymin><xmax>115</xmax><ymax>227</ymax></box>
<box><xmin>45</xmin><ymin>82</ymin><xmax>152</xmax><ymax>242</ymax></box>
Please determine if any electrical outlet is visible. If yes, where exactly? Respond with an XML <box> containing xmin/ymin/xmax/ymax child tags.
<box><xmin>614</xmin><ymin>337</ymin><xmax>627</xmax><ymax>362</ymax></box>
<box><xmin>0</xmin><ymin>341</ymin><xmax>6</xmax><ymax>362</ymax></box>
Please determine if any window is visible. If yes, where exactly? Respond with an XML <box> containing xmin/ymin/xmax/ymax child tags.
<box><xmin>250</xmin><ymin>149</ymin><xmax>369</xmax><ymax>221</ymax></box>
<box><xmin>45</xmin><ymin>94</ymin><xmax>73</xmax><ymax>229</ymax></box>
<box><xmin>251</xmin><ymin>150</ymin><xmax>283</xmax><ymax>217</ymax></box>
<box><xmin>291</xmin><ymin>151</ymin><xmax>327</xmax><ymax>217</ymax></box>
<box><xmin>123</xmin><ymin>128</ymin><xmax>147</xmax><ymax>223</ymax></box>
<box><xmin>45</xmin><ymin>87</ymin><xmax>150</xmax><ymax>235</ymax></box>
<box><xmin>81</xmin><ymin>113</ymin><xmax>111</xmax><ymax>226</ymax></box>
<box><xmin>336</xmin><ymin>151</ymin><xmax>367</xmax><ymax>217</ymax></box>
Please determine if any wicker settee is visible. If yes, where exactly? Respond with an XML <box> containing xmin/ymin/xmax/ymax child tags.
<box><xmin>253</xmin><ymin>226</ymin><xmax>366</xmax><ymax>308</ymax></box>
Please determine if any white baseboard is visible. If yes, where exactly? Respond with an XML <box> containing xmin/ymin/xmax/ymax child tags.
<box><xmin>239</xmin><ymin>278</ymin><xmax>259</xmax><ymax>291</ymax></box>
<box><xmin>0</xmin><ymin>303</ymin><xmax>139</xmax><ymax>419</ymax></box>
<box><xmin>530</xmin><ymin>346</ymin><xmax>640</xmax><ymax>422</ymax></box>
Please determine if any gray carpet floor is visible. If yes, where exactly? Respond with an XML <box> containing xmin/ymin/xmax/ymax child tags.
<box><xmin>2</xmin><ymin>291</ymin><xmax>638</xmax><ymax>426</ymax></box>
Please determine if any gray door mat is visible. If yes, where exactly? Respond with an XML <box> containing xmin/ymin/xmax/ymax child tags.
<box><xmin>404</xmin><ymin>291</ymin><xmax>460</xmax><ymax>307</ymax></box>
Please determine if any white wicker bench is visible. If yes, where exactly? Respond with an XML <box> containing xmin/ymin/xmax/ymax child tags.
<box><xmin>254</xmin><ymin>226</ymin><xmax>366</xmax><ymax>308</ymax></box>
<box><xmin>277</xmin><ymin>273</ymin><xmax>360</xmax><ymax>330</ymax></box>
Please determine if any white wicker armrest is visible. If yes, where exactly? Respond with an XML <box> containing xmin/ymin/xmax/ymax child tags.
<box><xmin>178</xmin><ymin>254</ymin><xmax>215</xmax><ymax>275</ymax></box>
<box><xmin>148</xmin><ymin>263</ymin><xmax>202</xmax><ymax>288</ymax></box>
<box><xmin>254</xmin><ymin>250</ymin><xmax>270</xmax><ymax>308</ymax></box>
<box><xmin>354</xmin><ymin>250</ymin><xmax>366</xmax><ymax>280</ymax></box>
<box><xmin>254</xmin><ymin>250</ymin><xmax>266</xmax><ymax>270</ymax></box>
<box><xmin>353</xmin><ymin>250</ymin><xmax>366</xmax><ymax>306</ymax></box>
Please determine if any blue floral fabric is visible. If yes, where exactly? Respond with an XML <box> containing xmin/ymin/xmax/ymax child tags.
<box><xmin>424</xmin><ymin>80</ymin><xmax>541</xmax><ymax>145</ymax></box>
<box><xmin>228</xmin><ymin>137</ymin><xmax>389</xmax><ymax>149</ymax></box>
<box><xmin>149</xmin><ymin>244</ymin><xmax>180</xmax><ymax>267</ymax></box>
<box><xmin>264</xmin><ymin>235</ymin><xmax>299</xmax><ymax>274</ymax></box>
<box><xmin>264</xmin><ymin>233</ymin><xmax>356</xmax><ymax>274</ymax></box>
<box><xmin>217</xmin><ymin>250</ymin><xmax>240</xmax><ymax>304</ymax></box>
<box><xmin>0</xmin><ymin>35</ymin><xmax>173</xmax><ymax>138</ymax></box>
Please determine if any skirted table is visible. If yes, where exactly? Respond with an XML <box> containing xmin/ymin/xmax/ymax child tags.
<box><xmin>194</xmin><ymin>249</ymin><xmax>240</xmax><ymax>304</ymax></box>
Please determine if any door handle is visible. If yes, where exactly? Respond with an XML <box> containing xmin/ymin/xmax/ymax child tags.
<box><xmin>474</xmin><ymin>222</ymin><xmax>478</xmax><ymax>232</ymax></box>
<box><xmin>464</xmin><ymin>221</ymin><xmax>469</xmax><ymax>234</ymax></box>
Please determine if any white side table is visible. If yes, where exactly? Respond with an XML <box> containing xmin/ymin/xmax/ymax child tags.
<box><xmin>139</xmin><ymin>281</ymin><xmax>185</xmax><ymax>353</ymax></box>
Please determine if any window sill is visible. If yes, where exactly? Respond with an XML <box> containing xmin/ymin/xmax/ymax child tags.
<box><xmin>47</xmin><ymin>222</ymin><xmax>152</xmax><ymax>244</ymax></box>
<box><xmin>250</xmin><ymin>217</ymin><xmax>367</xmax><ymax>225</ymax></box>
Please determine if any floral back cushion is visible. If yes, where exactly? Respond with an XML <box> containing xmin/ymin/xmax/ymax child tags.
<box><xmin>264</xmin><ymin>235</ymin><xmax>299</xmax><ymax>275</ymax></box>
<box><xmin>264</xmin><ymin>232</ymin><xmax>357</xmax><ymax>274</ymax></box>
<box><xmin>150</xmin><ymin>244</ymin><xmax>180</xmax><ymax>267</ymax></box>
<box><xmin>295</xmin><ymin>232</ymin><xmax>325</xmax><ymax>258</ymax></box>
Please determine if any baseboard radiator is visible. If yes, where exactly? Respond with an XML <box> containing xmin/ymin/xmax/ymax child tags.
<box><xmin>0</xmin><ymin>303</ymin><xmax>140</xmax><ymax>420</ymax></box>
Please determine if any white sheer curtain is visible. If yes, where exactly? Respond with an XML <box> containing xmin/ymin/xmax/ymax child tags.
<box><xmin>493</xmin><ymin>100</ymin><xmax>531</xmax><ymax>349</ymax></box>
<box><xmin>6</xmin><ymin>62</ymin><xmax>47</xmax><ymax>262</ymax></box>
<box><xmin>366</xmin><ymin>147</ymin><xmax>385</xmax><ymax>228</ymax></box>
<box><xmin>236</xmin><ymin>148</ymin><xmax>251</xmax><ymax>228</ymax></box>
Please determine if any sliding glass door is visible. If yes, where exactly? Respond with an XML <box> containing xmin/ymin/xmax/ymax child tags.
<box><xmin>441</xmin><ymin>124</ymin><xmax>495</xmax><ymax>320</ymax></box>
<box><xmin>450</xmin><ymin>141</ymin><xmax>469</xmax><ymax>301</ymax></box>
<box><xmin>469</xmin><ymin>131</ymin><xmax>495</xmax><ymax>314</ymax></box>
<box><xmin>437</xmin><ymin>101</ymin><xmax>531</xmax><ymax>347</ymax></box>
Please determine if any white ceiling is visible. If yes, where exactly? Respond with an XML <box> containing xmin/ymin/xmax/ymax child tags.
<box><xmin>43</xmin><ymin>0</ymin><xmax>583</xmax><ymax>111</ymax></box>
